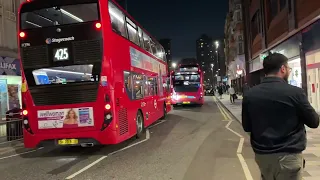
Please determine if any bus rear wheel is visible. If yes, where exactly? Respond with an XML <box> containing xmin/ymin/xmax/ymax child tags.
<box><xmin>136</xmin><ymin>111</ymin><xmax>144</xmax><ymax>139</ymax></box>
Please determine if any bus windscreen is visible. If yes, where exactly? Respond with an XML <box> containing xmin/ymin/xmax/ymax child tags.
<box><xmin>30</xmin><ymin>64</ymin><xmax>100</xmax><ymax>86</ymax></box>
<box><xmin>173</xmin><ymin>74</ymin><xmax>200</xmax><ymax>92</ymax></box>
<box><xmin>20</xmin><ymin>3</ymin><xmax>99</xmax><ymax>30</ymax></box>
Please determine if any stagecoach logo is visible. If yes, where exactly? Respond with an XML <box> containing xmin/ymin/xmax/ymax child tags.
<box><xmin>45</xmin><ymin>36</ymin><xmax>75</xmax><ymax>44</ymax></box>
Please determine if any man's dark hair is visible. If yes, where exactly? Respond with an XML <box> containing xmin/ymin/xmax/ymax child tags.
<box><xmin>263</xmin><ymin>53</ymin><xmax>288</xmax><ymax>75</ymax></box>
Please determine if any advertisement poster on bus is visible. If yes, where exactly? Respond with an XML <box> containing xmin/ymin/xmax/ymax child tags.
<box><xmin>37</xmin><ymin>107</ymin><xmax>94</xmax><ymax>129</ymax></box>
<box><xmin>130</xmin><ymin>47</ymin><xmax>166</xmax><ymax>75</ymax></box>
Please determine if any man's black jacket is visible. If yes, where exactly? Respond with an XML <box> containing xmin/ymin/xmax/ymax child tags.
<box><xmin>242</xmin><ymin>77</ymin><xmax>319</xmax><ymax>154</ymax></box>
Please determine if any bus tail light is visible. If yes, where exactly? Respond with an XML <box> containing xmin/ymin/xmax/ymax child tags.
<box><xmin>105</xmin><ymin>104</ymin><xmax>111</xmax><ymax>110</ymax></box>
<box><xmin>19</xmin><ymin>32</ymin><xmax>26</xmax><ymax>38</ymax></box>
<box><xmin>22</xmin><ymin>110</ymin><xmax>28</xmax><ymax>116</ymax></box>
<box><xmin>95</xmin><ymin>22</ymin><xmax>101</xmax><ymax>29</ymax></box>
<box><xmin>22</xmin><ymin>109</ymin><xmax>33</xmax><ymax>134</ymax></box>
<box><xmin>101</xmin><ymin>95</ymin><xmax>112</xmax><ymax>131</ymax></box>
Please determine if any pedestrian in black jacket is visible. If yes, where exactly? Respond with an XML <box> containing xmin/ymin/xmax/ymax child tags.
<box><xmin>242</xmin><ymin>53</ymin><xmax>319</xmax><ymax>180</ymax></box>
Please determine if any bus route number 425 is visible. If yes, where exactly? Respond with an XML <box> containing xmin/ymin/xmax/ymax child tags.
<box><xmin>54</xmin><ymin>48</ymin><xmax>69</xmax><ymax>61</ymax></box>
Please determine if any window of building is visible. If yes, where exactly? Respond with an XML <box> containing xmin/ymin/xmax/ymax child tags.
<box><xmin>269</xmin><ymin>0</ymin><xmax>278</xmax><ymax>20</ymax></box>
<box><xmin>126</xmin><ymin>17</ymin><xmax>139</xmax><ymax>46</ymax></box>
<box><xmin>11</xmin><ymin>0</ymin><xmax>16</xmax><ymax>13</ymax></box>
<box><xmin>109</xmin><ymin>2</ymin><xmax>127</xmax><ymax>37</ymax></box>
<box><xmin>280</xmin><ymin>0</ymin><xmax>286</xmax><ymax>11</ymax></box>
<box><xmin>132</xmin><ymin>73</ymin><xmax>144</xmax><ymax>99</ymax></box>
<box><xmin>251</xmin><ymin>11</ymin><xmax>260</xmax><ymax>41</ymax></box>
<box><xmin>238</xmin><ymin>42</ymin><xmax>244</xmax><ymax>54</ymax></box>
<box><xmin>237</xmin><ymin>11</ymin><xmax>242</xmax><ymax>21</ymax></box>
<box><xmin>288</xmin><ymin>0</ymin><xmax>292</xmax><ymax>13</ymax></box>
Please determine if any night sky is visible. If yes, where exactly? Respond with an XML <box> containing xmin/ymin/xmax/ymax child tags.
<box><xmin>124</xmin><ymin>0</ymin><xmax>228</xmax><ymax>61</ymax></box>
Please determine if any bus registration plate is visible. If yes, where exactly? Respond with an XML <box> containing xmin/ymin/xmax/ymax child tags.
<box><xmin>58</xmin><ymin>139</ymin><xmax>78</xmax><ymax>145</ymax></box>
<box><xmin>183</xmin><ymin>101</ymin><xmax>190</xmax><ymax>104</ymax></box>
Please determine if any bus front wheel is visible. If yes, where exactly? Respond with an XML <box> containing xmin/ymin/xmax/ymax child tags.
<box><xmin>136</xmin><ymin>110</ymin><xmax>144</xmax><ymax>139</ymax></box>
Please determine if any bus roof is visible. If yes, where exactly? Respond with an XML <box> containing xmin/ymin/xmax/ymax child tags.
<box><xmin>110</xmin><ymin>0</ymin><xmax>162</xmax><ymax>48</ymax></box>
<box><xmin>19</xmin><ymin>0</ymin><xmax>163</xmax><ymax>51</ymax></box>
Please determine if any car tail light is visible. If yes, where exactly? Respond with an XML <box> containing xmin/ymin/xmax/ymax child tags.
<box><xmin>19</xmin><ymin>32</ymin><xmax>26</xmax><ymax>38</ymax></box>
<box><xmin>95</xmin><ymin>22</ymin><xmax>101</xmax><ymax>29</ymax></box>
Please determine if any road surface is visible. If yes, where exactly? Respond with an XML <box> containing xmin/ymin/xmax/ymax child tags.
<box><xmin>0</xmin><ymin>96</ymin><xmax>260</xmax><ymax>180</ymax></box>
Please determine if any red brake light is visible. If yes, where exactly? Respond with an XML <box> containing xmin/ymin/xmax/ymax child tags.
<box><xmin>22</xmin><ymin>110</ymin><xmax>28</xmax><ymax>116</ymax></box>
<box><xmin>105</xmin><ymin>104</ymin><xmax>111</xmax><ymax>110</ymax></box>
<box><xmin>19</xmin><ymin>32</ymin><xmax>26</xmax><ymax>38</ymax></box>
<box><xmin>26</xmin><ymin>0</ymin><xmax>32</xmax><ymax>2</ymax></box>
<box><xmin>95</xmin><ymin>22</ymin><xmax>101</xmax><ymax>29</ymax></box>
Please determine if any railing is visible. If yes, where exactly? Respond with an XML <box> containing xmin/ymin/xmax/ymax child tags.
<box><xmin>0</xmin><ymin>112</ymin><xmax>23</xmax><ymax>144</ymax></box>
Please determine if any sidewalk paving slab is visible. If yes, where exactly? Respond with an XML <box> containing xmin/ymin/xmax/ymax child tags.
<box><xmin>217</xmin><ymin>94</ymin><xmax>320</xmax><ymax>179</ymax></box>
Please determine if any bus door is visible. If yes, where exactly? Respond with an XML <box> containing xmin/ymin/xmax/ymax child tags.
<box><xmin>144</xmin><ymin>76</ymin><xmax>158</xmax><ymax>121</ymax></box>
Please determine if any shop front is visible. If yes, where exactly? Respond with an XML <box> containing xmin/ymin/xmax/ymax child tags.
<box><xmin>0</xmin><ymin>57</ymin><xmax>22</xmax><ymax>120</ymax></box>
<box><xmin>228</xmin><ymin>55</ymin><xmax>246</xmax><ymax>93</ymax></box>
<box><xmin>249</xmin><ymin>34</ymin><xmax>301</xmax><ymax>87</ymax></box>
<box><xmin>302</xmin><ymin>20</ymin><xmax>320</xmax><ymax>113</ymax></box>
<box><xmin>269</xmin><ymin>34</ymin><xmax>301</xmax><ymax>88</ymax></box>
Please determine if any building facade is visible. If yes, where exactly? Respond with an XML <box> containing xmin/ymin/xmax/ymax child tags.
<box><xmin>243</xmin><ymin>0</ymin><xmax>320</xmax><ymax>112</ymax></box>
<box><xmin>224</xmin><ymin>0</ymin><xmax>246</xmax><ymax>91</ymax></box>
<box><xmin>196</xmin><ymin>34</ymin><xmax>226</xmax><ymax>85</ymax></box>
<box><xmin>159</xmin><ymin>38</ymin><xmax>172</xmax><ymax>71</ymax></box>
<box><xmin>0</xmin><ymin>0</ymin><xmax>24</xmax><ymax>119</ymax></box>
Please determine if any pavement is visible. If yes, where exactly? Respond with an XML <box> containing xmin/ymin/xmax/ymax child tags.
<box><xmin>218</xmin><ymin>94</ymin><xmax>320</xmax><ymax>180</ymax></box>
<box><xmin>0</xmin><ymin>96</ymin><xmax>261</xmax><ymax>180</ymax></box>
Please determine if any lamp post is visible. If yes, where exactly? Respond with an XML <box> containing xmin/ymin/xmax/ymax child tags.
<box><xmin>172</xmin><ymin>62</ymin><xmax>177</xmax><ymax>69</ymax></box>
<box><xmin>211</xmin><ymin>64</ymin><xmax>214</xmax><ymax>85</ymax></box>
<box><xmin>215</xmin><ymin>41</ymin><xmax>220</xmax><ymax>85</ymax></box>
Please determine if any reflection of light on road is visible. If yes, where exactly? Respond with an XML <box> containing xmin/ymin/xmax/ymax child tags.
<box><xmin>65</xmin><ymin>129</ymin><xmax>151</xmax><ymax>179</ymax></box>
<box><xmin>56</xmin><ymin>157</ymin><xmax>77</xmax><ymax>162</ymax></box>
<box><xmin>0</xmin><ymin>147</ymin><xmax>44</xmax><ymax>160</ymax></box>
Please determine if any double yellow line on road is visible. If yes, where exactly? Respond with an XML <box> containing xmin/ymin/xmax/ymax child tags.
<box><xmin>213</xmin><ymin>96</ymin><xmax>232</xmax><ymax>121</ymax></box>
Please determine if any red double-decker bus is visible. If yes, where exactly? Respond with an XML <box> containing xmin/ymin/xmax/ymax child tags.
<box><xmin>170</xmin><ymin>64</ymin><xmax>204</xmax><ymax>107</ymax></box>
<box><xmin>18</xmin><ymin>0</ymin><xmax>171</xmax><ymax>148</ymax></box>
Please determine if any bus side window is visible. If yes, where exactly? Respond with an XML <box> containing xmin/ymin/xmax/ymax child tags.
<box><xmin>150</xmin><ymin>41</ymin><xmax>157</xmax><ymax>56</ymax></box>
<box><xmin>142</xmin><ymin>32</ymin><xmax>152</xmax><ymax>53</ymax></box>
<box><xmin>124</xmin><ymin>71</ymin><xmax>133</xmax><ymax>100</ymax></box>
<box><xmin>132</xmin><ymin>73</ymin><xmax>144</xmax><ymax>100</ymax></box>
<box><xmin>154</xmin><ymin>78</ymin><xmax>158</xmax><ymax>95</ymax></box>
<box><xmin>138</xmin><ymin>27</ymin><xmax>144</xmax><ymax>49</ymax></box>
<box><xmin>126</xmin><ymin>17</ymin><xmax>140</xmax><ymax>46</ymax></box>
<box><xmin>108</xmin><ymin>2</ymin><xmax>127</xmax><ymax>38</ymax></box>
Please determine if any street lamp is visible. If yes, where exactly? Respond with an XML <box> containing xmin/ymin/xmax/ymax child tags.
<box><xmin>215</xmin><ymin>41</ymin><xmax>219</xmax><ymax>48</ymax></box>
<box><xmin>172</xmin><ymin>62</ymin><xmax>177</xmax><ymax>68</ymax></box>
